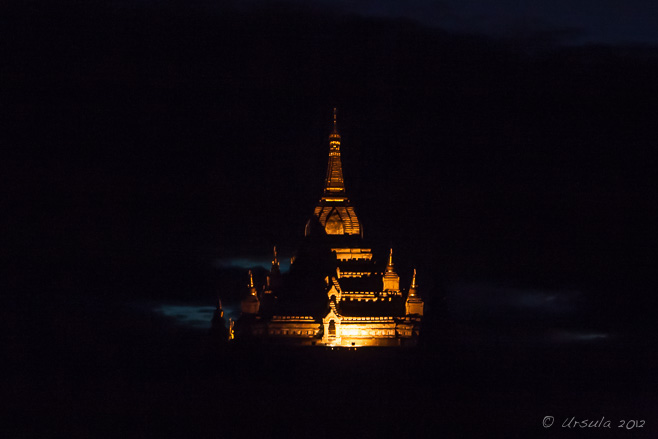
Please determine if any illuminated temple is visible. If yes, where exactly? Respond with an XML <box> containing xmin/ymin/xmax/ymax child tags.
<box><xmin>231</xmin><ymin>109</ymin><xmax>424</xmax><ymax>347</ymax></box>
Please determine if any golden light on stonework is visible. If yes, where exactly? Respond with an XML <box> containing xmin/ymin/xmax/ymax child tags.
<box><xmin>231</xmin><ymin>109</ymin><xmax>423</xmax><ymax>347</ymax></box>
<box><xmin>325</xmin><ymin>210</ymin><xmax>345</xmax><ymax>234</ymax></box>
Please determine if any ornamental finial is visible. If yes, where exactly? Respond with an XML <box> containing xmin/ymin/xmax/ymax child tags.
<box><xmin>386</xmin><ymin>248</ymin><xmax>395</xmax><ymax>273</ymax></box>
<box><xmin>333</xmin><ymin>107</ymin><xmax>337</xmax><ymax>133</ymax></box>
<box><xmin>272</xmin><ymin>246</ymin><xmax>279</xmax><ymax>267</ymax></box>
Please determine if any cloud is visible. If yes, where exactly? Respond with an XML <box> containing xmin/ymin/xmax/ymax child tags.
<box><xmin>213</xmin><ymin>256</ymin><xmax>290</xmax><ymax>272</ymax></box>
<box><xmin>234</xmin><ymin>0</ymin><xmax>658</xmax><ymax>45</ymax></box>
<box><xmin>445</xmin><ymin>282</ymin><xmax>581</xmax><ymax>317</ymax></box>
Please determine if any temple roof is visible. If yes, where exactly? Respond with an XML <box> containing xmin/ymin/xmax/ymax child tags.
<box><xmin>336</xmin><ymin>258</ymin><xmax>379</xmax><ymax>272</ymax></box>
<box><xmin>337</xmin><ymin>276</ymin><xmax>383</xmax><ymax>293</ymax></box>
<box><xmin>270</xmin><ymin>294</ymin><xmax>328</xmax><ymax>317</ymax></box>
<box><xmin>338</xmin><ymin>298</ymin><xmax>405</xmax><ymax>317</ymax></box>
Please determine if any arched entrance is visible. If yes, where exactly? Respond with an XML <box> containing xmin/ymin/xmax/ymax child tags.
<box><xmin>328</xmin><ymin>320</ymin><xmax>336</xmax><ymax>336</ymax></box>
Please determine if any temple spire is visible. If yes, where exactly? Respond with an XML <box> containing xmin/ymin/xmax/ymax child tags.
<box><xmin>406</xmin><ymin>268</ymin><xmax>423</xmax><ymax>316</ymax></box>
<box><xmin>386</xmin><ymin>248</ymin><xmax>394</xmax><ymax>273</ymax></box>
<box><xmin>271</xmin><ymin>246</ymin><xmax>280</xmax><ymax>273</ymax></box>
<box><xmin>241</xmin><ymin>270</ymin><xmax>260</xmax><ymax>314</ymax></box>
<box><xmin>311</xmin><ymin>108</ymin><xmax>362</xmax><ymax>237</ymax></box>
<box><xmin>383</xmin><ymin>247</ymin><xmax>399</xmax><ymax>291</ymax></box>
<box><xmin>407</xmin><ymin>268</ymin><xmax>419</xmax><ymax>299</ymax></box>
<box><xmin>248</xmin><ymin>270</ymin><xmax>254</xmax><ymax>288</ymax></box>
<box><xmin>332</xmin><ymin>107</ymin><xmax>338</xmax><ymax>134</ymax></box>
<box><xmin>323</xmin><ymin>108</ymin><xmax>345</xmax><ymax>197</ymax></box>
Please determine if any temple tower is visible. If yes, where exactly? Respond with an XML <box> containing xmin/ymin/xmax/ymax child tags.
<box><xmin>269</xmin><ymin>246</ymin><xmax>281</xmax><ymax>288</ymax></box>
<box><xmin>405</xmin><ymin>269</ymin><xmax>424</xmax><ymax>316</ymax></box>
<box><xmin>210</xmin><ymin>298</ymin><xmax>229</xmax><ymax>341</ymax></box>
<box><xmin>241</xmin><ymin>270</ymin><xmax>260</xmax><ymax>315</ymax></box>
<box><xmin>259</xmin><ymin>247</ymin><xmax>279</xmax><ymax>316</ymax></box>
<box><xmin>231</xmin><ymin>109</ymin><xmax>425</xmax><ymax>347</ymax></box>
<box><xmin>383</xmin><ymin>248</ymin><xmax>400</xmax><ymax>292</ymax></box>
<box><xmin>310</xmin><ymin>108</ymin><xmax>362</xmax><ymax>238</ymax></box>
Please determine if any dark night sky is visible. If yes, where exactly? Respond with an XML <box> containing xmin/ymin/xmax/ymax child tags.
<box><xmin>2</xmin><ymin>0</ymin><xmax>658</xmax><ymax>345</ymax></box>
<box><xmin>3</xmin><ymin>1</ymin><xmax>658</xmax><ymax>436</ymax></box>
<box><xmin>6</xmin><ymin>0</ymin><xmax>657</xmax><ymax>298</ymax></box>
